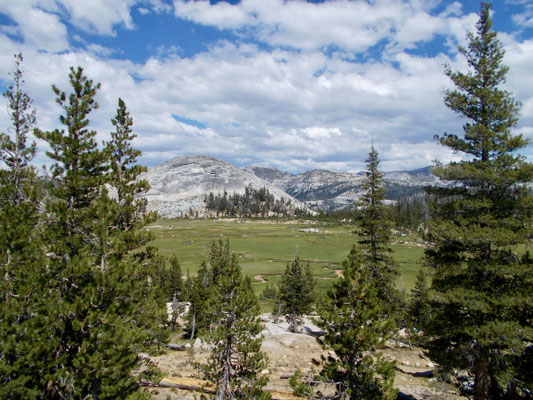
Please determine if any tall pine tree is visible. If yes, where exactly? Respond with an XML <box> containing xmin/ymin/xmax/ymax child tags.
<box><xmin>0</xmin><ymin>53</ymin><xmax>47</xmax><ymax>399</ymax></box>
<box><xmin>357</xmin><ymin>144</ymin><xmax>401</xmax><ymax>311</ymax></box>
<box><xmin>424</xmin><ymin>3</ymin><xmax>533</xmax><ymax>399</ymax></box>
<box><xmin>201</xmin><ymin>242</ymin><xmax>270</xmax><ymax>400</ymax></box>
<box><xmin>105</xmin><ymin>98</ymin><xmax>154</xmax><ymax>251</ymax></box>
<box><xmin>0</xmin><ymin>53</ymin><xmax>37</xmax><ymax>204</ymax></box>
<box><xmin>314</xmin><ymin>246</ymin><xmax>397</xmax><ymax>400</ymax></box>
<box><xmin>277</xmin><ymin>256</ymin><xmax>315</xmax><ymax>333</ymax></box>
<box><xmin>28</xmin><ymin>66</ymin><xmax>166</xmax><ymax>398</ymax></box>
<box><xmin>186</xmin><ymin>261</ymin><xmax>211</xmax><ymax>339</ymax></box>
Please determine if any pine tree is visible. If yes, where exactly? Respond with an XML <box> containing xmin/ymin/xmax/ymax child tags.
<box><xmin>26</xmin><ymin>66</ymin><xmax>166</xmax><ymax>398</ymax></box>
<box><xmin>105</xmin><ymin>98</ymin><xmax>154</xmax><ymax>248</ymax></box>
<box><xmin>406</xmin><ymin>268</ymin><xmax>430</xmax><ymax>346</ymax></box>
<box><xmin>0</xmin><ymin>54</ymin><xmax>37</xmax><ymax>204</ymax></box>
<box><xmin>0</xmin><ymin>54</ymin><xmax>47</xmax><ymax>399</ymax></box>
<box><xmin>201</xmin><ymin>244</ymin><xmax>270</xmax><ymax>400</ymax></box>
<box><xmin>0</xmin><ymin>52</ymin><xmax>40</xmax><ymax>279</ymax></box>
<box><xmin>315</xmin><ymin>246</ymin><xmax>397</xmax><ymax>400</ymax></box>
<box><xmin>424</xmin><ymin>3</ymin><xmax>533</xmax><ymax>399</ymax></box>
<box><xmin>209</xmin><ymin>239</ymin><xmax>232</xmax><ymax>286</ymax></box>
<box><xmin>35</xmin><ymin>66</ymin><xmax>106</xmax><ymax>260</ymax></box>
<box><xmin>277</xmin><ymin>256</ymin><xmax>315</xmax><ymax>333</ymax></box>
<box><xmin>186</xmin><ymin>261</ymin><xmax>211</xmax><ymax>339</ymax></box>
<box><xmin>357</xmin><ymin>144</ymin><xmax>401</xmax><ymax>311</ymax></box>
<box><xmin>185</xmin><ymin>240</ymin><xmax>233</xmax><ymax>339</ymax></box>
<box><xmin>166</xmin><ymin>255</ymin><xmax>185</xmax><ymax>330</ymax></box>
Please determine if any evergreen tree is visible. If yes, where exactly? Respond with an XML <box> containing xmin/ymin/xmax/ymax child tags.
<box><xmin>0</xmin><ymin>53</ymin><xmax>47</xmax><ymax>399</ymax></box>
<box><xmin>201</xmin><ymin>244</ymin><xmax>270</xmax><ymax>400</ymax></box>
<box><xmin>186</xmin><ymin>261</ymin><xmax>211</xmax><ymax>339</ymax></box>
<box><xmin>105</xmin><ymin>97</ymin><xmax>154</xmax><ymax>253</ymax></box>
<box><xmin>166</xmin><ymin>255</ymin><xmax>185</xmax><ymax>330</ymax></box>
<box><xmin>277</xmin><ymin>256</ymin><xmax>315</xmax><ymax>333</ymax></box>
<box><xmin>209</xmin><ymin>239</ymin><xmax>232</xmax><ymax>286</ymax></box>
<box><xmin>0</xmin><ymin>52</ymin><xmax>40</xmax><ymax>277</ymax></box>
<box><xmin>357</xmin><ymin>144</ymin><xmax>401</xmax><ymax>310</ymax></box>
<box><xmin>35</xmin><ymin>66</ymin><xmax>106</xmax><ymax>260</ymax></box>
<box><xmin>166</xmin><ymin>255</ymin><xmax>185</xmax><ymax>301</ymax></box>
<box><xmin>315</xmin><ymin>246</ymin><xmax>397</xmax><ymax>400</ymax></box>
<box><xmin>26</xmin><ymin>66</ymin><xmax>166</xmax><ymax>398</ymax></box>
<box><xmin>0</xmin><ymin>54</ymin><xmax>37</xmax><ymax>204</ymax></box>
<box><xmin>406</xmin><ymin>268</ymin><xmax>430</xmax><ymax>346</ymax></box>
<box><xmin>424</xmin><ymin>3</ymin><xmax>533</xmax><ymax>399</ymax></box>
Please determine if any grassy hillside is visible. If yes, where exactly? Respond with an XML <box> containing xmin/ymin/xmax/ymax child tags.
<box><xmin>147</xmin><ymin>218</ymin><xmax>425</xmax><ymax>307</ymax></box>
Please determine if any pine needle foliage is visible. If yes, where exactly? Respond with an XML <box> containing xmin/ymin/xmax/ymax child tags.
<box><xmin>406</xmin><ymin>268</ymin><xmax>431</xmax><ymax>346</ymax></box>
<box><xmin>424</xmin><ymin>3</ymin><xmax>533</xmax><ymax>399</ymax></box>
<box><xmin>186</xmin><ymin>261</ymin><xmax>211</xmax><ymax>339</ymax></box>
<box><xmin>1</xmin><ymin>65</ymin><xmax>167</xmax><ymax>398</ymax></box>
<box><xmin>315</xmin><ymin>246</ymin><xmax>397</xmax><ymax>400</ymax></box>
<box><xmin>277</xmin><ymin>256</ymin><xmax>315</xmax><ymax>333</ymax></box>
<box><xmin>0</xmin><ymin>54</ymin><xmax>46</xmax><ymax>400</ymax></box>
<box><xmin>357</xmin><ymin>145</ymin><xmax>402</xmax><ymax>312</ymax></box>
<box><xmin>201</xmin><ymin>241</ymin><xmax>270</xmax><ymax>400</ymax></box>
<box><xmin>0</xmin><ymin>53</ymin><xmax>37</xmax><ymax>204</ymax></box>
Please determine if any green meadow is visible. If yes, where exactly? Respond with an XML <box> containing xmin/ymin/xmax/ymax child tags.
<box><xmin>148</xmin><ymin>218</ymin><xmax>426</xmax><ymax>303</ymax></box>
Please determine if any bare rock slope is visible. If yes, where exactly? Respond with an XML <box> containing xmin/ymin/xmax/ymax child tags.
<box><xmin>248</xmin><ymin>165</ymin><xmax>445</xmax><ymax>210</ymax></box>
<box><xmin>140</xmin><ymin>155</ymin><xmax>304</xmax><ymax>218</ymax></box>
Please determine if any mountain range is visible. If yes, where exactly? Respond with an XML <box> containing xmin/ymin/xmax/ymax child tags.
<box><xmin>140</xmin><ymin>155</ymin><xmax>443</xmax><ymax>218</ymax></box>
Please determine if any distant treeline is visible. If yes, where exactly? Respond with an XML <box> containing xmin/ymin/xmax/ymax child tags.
<box><xmin>312</xmin><ymin>195</ymin><xmax>429</xmax><ymax>232</ymax></box>
<box><xmin>203</xmin><ymin>184</ymin><xmax>305</xmax><ymax>217</ymax></box>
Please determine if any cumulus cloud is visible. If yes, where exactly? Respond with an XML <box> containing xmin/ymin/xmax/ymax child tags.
<box><xmin>510</xmin><ymin>0</ymin><xmax>533</xmax><ymax>28</ymax></box>
<box><xmin>0</xmin><ymin>0</ymin><xmax>532</xmax><ymax>173</ymax></box>
<box><xmin>0</xmin><ymin>1</ymin><xmax>69</xmax><ymax>52</ymax></box>
<box><xmin>0</xmin><ymin>0</ymin><xmax>170</xmax><ymax>44</ymax></box>
<box><xmin>57</xmin><ymin>0</ymin><xmax>137</xmax><ymax>36</ymax></box>
<box><xmin>173</xmin><ymin>0</ymin><xmax>477</xmax><ymax>54</ymax></box>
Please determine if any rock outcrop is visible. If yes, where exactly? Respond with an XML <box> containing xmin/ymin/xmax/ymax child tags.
<box><xmin>249</xmin><ymin>165</ymin><xmax>446</xmax><ymax>210</ymax></box>
<box><xmin>139</xmin><ymin>155</ymin><xmax>304</xmax><ymax>218</ymax></box>
<box><xmin>139</xmin><ymin>155</ymin><xmax>448</xmax><ymax>217</ymax></box>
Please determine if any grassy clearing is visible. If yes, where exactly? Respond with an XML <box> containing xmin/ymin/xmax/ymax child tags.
<box><xmin>147</xmin><ymin>218</ymin><xmax>425</xmax><ymax>308</ymax></box>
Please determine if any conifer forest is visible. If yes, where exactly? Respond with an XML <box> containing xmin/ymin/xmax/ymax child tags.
<box><xmin>0</xmin><ymin>3</ymin><xmax>532</xmax><ymax>400</ymax></box>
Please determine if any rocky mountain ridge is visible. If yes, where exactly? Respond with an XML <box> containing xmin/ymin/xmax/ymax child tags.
<box><xmin>139</xmin><ymin>155</ymin><xmax>305</xmax><ymax>218</ymax></box>
<box><xmin>247</xmin><ymin>165</ymin><xmax>443</xmax><ymax>211</ymax></box>
<box><xmin>140</xmin><ymin>155</ymin><xmax>444</xmax><ymax>217</ymax></box>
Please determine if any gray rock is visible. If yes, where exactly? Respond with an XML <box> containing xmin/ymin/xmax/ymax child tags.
<box><xmin>249</xmin><ymin>164</ymin><xmax>449</xmax><ymax>211</ymax></box>
<box><xmin>139</xmin><ymin>155</ymin><xmax>306</xmax><ymax>218</ymax></box>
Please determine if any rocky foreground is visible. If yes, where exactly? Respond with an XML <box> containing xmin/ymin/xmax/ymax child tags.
<box><xmin>149</xmin><ymin>315</ymin><xmax>466</xmax><ymax>400</ymax></box>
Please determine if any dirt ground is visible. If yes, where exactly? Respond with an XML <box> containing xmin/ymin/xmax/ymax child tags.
<box><xmin>147</xmin><ymin>315</ymin><xmax>467</xmax><ymax>400</ymax></box>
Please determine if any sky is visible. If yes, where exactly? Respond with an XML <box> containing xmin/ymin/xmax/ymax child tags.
<box><xmin>0</xmin><ymin>0</ymin><xmax>532</xmax><ymax>174</ymax></box>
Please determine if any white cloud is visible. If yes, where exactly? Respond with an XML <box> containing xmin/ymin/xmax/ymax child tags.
<box><xmin>510</xmin><ymin>0</ymin><xmax>533</xmax><ymax>28</ymax></box>
<box><xmin>56</xmin><ymin>0</ymin><xmax>138</xmax><ymax>36</ymax></box>
<box><xmin>0</xmin><ymin>0</ymin><xmax>171</xmax><ymax>43</ymax></box>
<box><xmin>173</xmin><ymin>0</ymin><xmax>477</xmax><ymax>55</ymax></box>
<box><xmin>0</xmin><ymin>1</ymin><xmax>532</xmax><ymax>173</ymax></box>
<box><xmin>0</xmin><ymin>1</ymin><xmax>69</xmax><ymax>52</ymax></box>
<box><xmin>86</xmin><ymin>43</ymin><xmax>117</xmax><ymax>57</ymax></box>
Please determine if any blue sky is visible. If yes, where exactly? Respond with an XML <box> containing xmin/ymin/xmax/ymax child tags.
<box><xmin>1</xmin><ymin>0</ymin><xmax>532</xmax><ymax>173</ymax></box>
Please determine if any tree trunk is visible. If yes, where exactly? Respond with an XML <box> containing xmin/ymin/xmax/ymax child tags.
<box><xmin>190</xmin><ymin>313</ymin><xmax>196</xmax><ymax>340</ymax></box>
<box><xmin>216</xmin><ymin>340</ymin><xmax>232</xmax><ymax>400</ymax></box>
<box><xmin>273</xmin><ymin>302</ymin><xmax>281</xmax><ymax>324</ymax></box>
<box><xmin>474</xmin><ymin>354</ymin><xmax>490</xmax><ymax>400</ymax></box>
<box><xmin>170</xmin><ymin>292</ymin><xmax>178</xmax><ymax>331</ymax></box>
